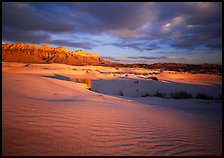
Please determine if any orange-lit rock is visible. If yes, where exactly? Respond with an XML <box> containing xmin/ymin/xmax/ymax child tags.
<box><xmin>2</xmin><ymin>42</ymin><xmax>118</xmax><ymax>66</ymax></box>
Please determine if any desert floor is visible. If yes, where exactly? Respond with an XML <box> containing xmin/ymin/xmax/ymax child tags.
<box><xmin>2</xmin><ymin>62</ymin><xmax>222</xmax><ymax>156</ymax></box>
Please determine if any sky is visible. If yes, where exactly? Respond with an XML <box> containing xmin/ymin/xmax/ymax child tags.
<box><xmin>2</xmin><ymin>2</ymin><xmax>222</xmax><ymax>64</ymax></box>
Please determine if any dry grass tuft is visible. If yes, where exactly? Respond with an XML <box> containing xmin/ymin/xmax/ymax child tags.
<box><xmin>85</xmin><ymin>78</ymin><xmax>92</xmax><ymax>89</ymax></box>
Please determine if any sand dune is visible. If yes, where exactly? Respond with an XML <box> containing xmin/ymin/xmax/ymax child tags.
<box><xmin>91</xmin><ymin>78</ymin><xmax>221</xmax><ymax>98</ymax></box>
<box><xmin>2</xmin><ymin>62</ymin><xmax>222</xmax><ymax>156</ymax></box>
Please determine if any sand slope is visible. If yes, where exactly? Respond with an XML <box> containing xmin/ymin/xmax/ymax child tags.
<box><xmin>2</xmin><ymin>62</ymin><xmax>222</xmax><ymax>156</ymax></box>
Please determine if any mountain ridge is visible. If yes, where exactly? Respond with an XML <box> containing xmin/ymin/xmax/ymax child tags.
<box><xmin>2</xmin><ymin>42</ymin><xmax>118</xmax><ymax>66</ymax></box>
<box><xmin>2</xmin><ymin>42</ymin><xmax>222</xmax><ymax>75</ymax></box>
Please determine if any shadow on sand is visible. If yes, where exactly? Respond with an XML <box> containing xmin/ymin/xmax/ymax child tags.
<box><xmin>42</xmin><ymin>73</ymin><xmax>72</xmax><ymax>81</ymax></box>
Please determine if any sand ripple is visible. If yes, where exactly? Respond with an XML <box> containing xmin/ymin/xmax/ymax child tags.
<box><xmin>2</xmin><ymin>96</ymin><xmax>222</xmax><ymax>156</ymax></box>
<box><xmin>2</xmin><ymin>72</ymin><xmax>222</xmax><ymax>156</ymax></box>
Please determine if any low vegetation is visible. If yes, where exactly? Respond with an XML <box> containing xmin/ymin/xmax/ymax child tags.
<box><xmin>71</xmin><ymin>77</ymin><xmax>218</xmax><ymax>101</ymax></box>
<box><xmin>170</xmin><ymin>91</ymin><xmax>193</xmax><ymax>99</ymax></box>
<box><xmin>153</xmin><ymin>91</ymin><xmax>166</xmax><ymax>98</ymax></box>
<box><xmin>141</xmin><ymin>93</ymin><xmax>149</xmax><ymax>97</ymax></box>
<box><xmin>24</xmin><ymin>63</ymin><xmax>31</xmax><ymax>67</ymax></box>
<box><xmin>72</xmin><ymin>78</ymin><xmax>85</xmax><ymax>83</ymax></box>
<box><xmin>84</xmin><ymin>78</ymin><xmax>92</xmax><ymax>89</ymax></box>
<box><xmin>72</xmin><ymin>78</ymin><xmax>92</xmax><ymax>89</ymax></box>
<box><xmin>217</xmin><ymin>94</ymin><xmax>222</xmax><ymax>100</ymax></box>
<box><xmin>195</xmin><ymin>93</ymin><xmax>213</xmax><ymax>100</ymax></box>
<box><xmin>149</xmin><ymin>76</ymin><xmax>159</xmax><ymax>81</ymax></box>
<box><xmin>119</xmin><ymin>89</ymin><xmax>124</xmax><ymax>96</ymax></box>
<box><xmin>95</xmin><ymin>69</ymin><xmax>101</xmax><ymax>73</ymax></box>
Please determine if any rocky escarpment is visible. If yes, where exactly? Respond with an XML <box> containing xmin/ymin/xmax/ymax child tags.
<box><xmin>2</xmin><ymin>42</ymin><xmax>222</xmax><ymax>75</ymax></box>
<box><xmin>2</xmin><ymin>42</ymin><xmax>118</xmax><ymax>66</ymax></box>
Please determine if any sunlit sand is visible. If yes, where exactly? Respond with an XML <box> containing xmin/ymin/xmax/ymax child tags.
<box><xmin>2</xmin><ymin>62</ymin><xmax>222</xmax><ymax>156</ymax></box>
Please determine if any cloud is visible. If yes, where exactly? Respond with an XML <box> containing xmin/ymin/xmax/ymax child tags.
<box><xmin>154</xmin><ymin>51</ymin><xmax>167</xmax><ymax>54</ymax></box>
<box><xmin>130</xmin><ymin>2</ymin><xmax>222</xmax><ymax>51</ymax></box>
<box><xmin>100</xmin><ymin>56</ymin><xmax>122</xmax><ymax>62</ymax></box>
<box><xmin>154</xmin><ymin>2</ymin><xmax>222</xmax><ymax>25</ymax></box>
<box><xmin>2</xmin><ymin>2</ymin><xmax>74</xmax><ymax>33</ymax></box>
<box><xmin>72</xmin><ymin>2</ymin><xmax>154</xmax><ymax>31</ymax></box>
<box><xmin>176</xmin><ymin>57</ymin><xmax>186</xmax><ymax>60</ymax></box>
<box><xmin>2</xmin><ymin>27</ymin><xmax>50</xmax><ymax>44</ymax></box>
<box><xmin>170</xmin><ymin>22</ymin><xmax>222</xmax><ymax>50</ymax></box>
<box><xmin>47</xmin><ymin>40</ymin><xmax>96</xmax><ymax>50</ymax></box>
<box><xmin>110</xmin><ymin>42</ymin><xmax>160</xmax><ymax>51</ymax></box>
<box><xmin>2</xmin><ymin>2</ymin><xmax>222</xmax><ymax>60</ymax></box>
<box><xmin>128</xmin><ymin>56</ymin><xmax>167</xmax><ymax>60</ymax></box>
<box><xmin>144</xmin><ymin>44</ymin><xmax>161</xmax><ymax>51</ymax></box>
<box><xmin>125</xmin><ymin>56</ymin><xmax>188</xmax><ymax>64</ymax></box>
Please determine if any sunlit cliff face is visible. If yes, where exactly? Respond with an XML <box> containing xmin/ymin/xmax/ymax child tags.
<box><xmin>72</xmin><ymin>50</ymin><xmax>99</xmax><ymax>57</ymax></box>
<box><xmin>2</xmin><ymin>43</ymin><xmax>111</xmax><ymax>66</ymax></box>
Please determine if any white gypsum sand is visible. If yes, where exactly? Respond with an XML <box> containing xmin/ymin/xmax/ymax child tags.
<box><xmin>2</xmin><ymin>62</ymin><xmax>222</xmax><ymax>156</ymax></box>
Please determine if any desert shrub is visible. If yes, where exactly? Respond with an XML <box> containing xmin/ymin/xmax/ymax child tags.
<box><xmin>150</xmin><ymin>76</ymin><xmax>159</xmax><ymax>81</ymax></box>
<box><xmin>217</xmin><ymin>94</ymin><xmax>222</xmax><ymax>100</ymax></box>
<box><xmin>170</xmin><ymin>91</ymin><xmax>192</xmax><ymax>99</ymax></box>
<box><xmin>195</xmin><ymin>93</ymin><xmax>213</xmax><ymax>100</ymax></box>
<box><xmin>84</xmin><ymin>78</ymin><xmax>92</xmax><ymax>89</ymax></box>
<box><xmin>73</xmin><ymin>78</ymin><xmax>85</xmax><ymax>83</ymax></box>
<box><xmin>24</xmin><ymin>63</ymin><xmax>30</xmax><ymax>67</ymax></box>
<box><xmin>73</xmin><ymin>77</ymin><xmax>92</xmax><ymax>88</ymax></box>
<box><xmin>153</xmin><ymin>91</ymin><xmax>166</xmax><ymax>98</ymax></box>
<box><xmin>141</xmin><ymin>93</ymin><xmax>149</xmax><ymax>97</ymax></box>
<box><xmin>118</xmin><ymin>89</ymin><xmax>124</xmax><ymax>96</ymax></box>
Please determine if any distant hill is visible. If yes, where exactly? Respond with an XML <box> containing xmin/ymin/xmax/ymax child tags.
<box><xmin>2</xmin><ymin>42</ymin><xmax>222</xmax><ymax>75</ymax></box>
<box><xmin>128</xmin><ymin>63</ymin><xmax>222</xmax><ymax>75</ymax></box>
<box><xmin>2</xmin><ymin>42</ymin><xmax>119</xmax><ymax>66</ymax></box>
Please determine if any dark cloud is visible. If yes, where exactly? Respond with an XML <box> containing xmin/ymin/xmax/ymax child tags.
<box><xmin>128</xmin><ymin>56</ymin><xmax>167</xmax><ymax>60</ymax></box>
<box><xmin>72</xmin><ymin>2</ymin><xmax>152</xmax><ymax>31</ymax></box>
<box><xmin>155</xmin><ymin>2</ymin><xmax>222</xmax><ymax>25</ymax></box>
<box><xmin>144</xmin><ymin>44</ymin><xmax>161</xmax><ymax>51</ymax></box>
<box><xmin>174</xmin><ymin>57</ymin><xmax>186</xmax><ymax>60</ymax></box>
<box><xmin>154</xmin><ymin>51</ymin><xmax>167</xmax><ymax>54</ymax></box>
<box><xmin>170</xmin><ymin>23</ymin><xmax>222</xmax><ymax>50</ymax></box>
<box><xmin>100</xmin><ymin>56</ymin><xmax>122</xmax><ymax>62</ymax></box>
<box><xmin>2</xmin><ymin>27</ymin><xmax>50</xmax><ymax>44</ymax></box>
<box><xmin>48</xmin><ymin>40</ymin><xmax>96</xmax><ymax>50</ymax></box>
<box><xmin>2</xmin><ymin>2</ymin><xmax>74</xmax><ymax>33</ymax></box>
<box><xmin>135</xmin><ymin>2</ymin><xmax>222</xmax><ymax>51</ymax></box>
<box><xmin>2</xmin><ymin>2</ymin><xmax>222</xmax><ymax>59</ymax></box>
<box><xmin>111</xmin><ymin>42</ymin><xmax>160</xmax><ymax>51</ymax></box>
<box><xmin>186</xmin><ymin>3</ymin><xmax>222</xmax><ymax>25</ymax></box>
